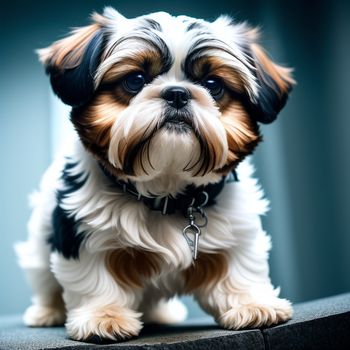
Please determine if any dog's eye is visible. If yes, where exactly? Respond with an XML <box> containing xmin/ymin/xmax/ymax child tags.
<box><xmin>123</xmin><ymin>73</ymin><xmax>146</xmax><ymax>94</ymax></box>
<box><xmin>203</xmin><ymin>78</ymin><xmax>224</xmax><ymax>100</ymax></box>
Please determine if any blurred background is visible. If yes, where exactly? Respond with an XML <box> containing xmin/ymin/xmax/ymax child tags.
<box><xmin>1</xmin><ymin>0</ymin><xmax>350</xmax><ymax>318</ymax></box>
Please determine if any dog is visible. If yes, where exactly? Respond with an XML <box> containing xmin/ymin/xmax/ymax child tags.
<box><xmin>16</xmin><ymin>7</ymin><xmax>295</xmax><ymax>342</ymax></box>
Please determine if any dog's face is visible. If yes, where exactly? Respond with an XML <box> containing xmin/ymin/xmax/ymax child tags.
<box><xmin>39</xmin><ymin>8</ymin><xmax>294</xmax><ymax>182</ymax></box>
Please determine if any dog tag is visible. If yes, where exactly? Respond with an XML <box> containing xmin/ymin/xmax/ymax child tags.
<box><xmin>183</xmin><ymin>224</ymin><xmax>201</xmax><ymax>260</ymax></box>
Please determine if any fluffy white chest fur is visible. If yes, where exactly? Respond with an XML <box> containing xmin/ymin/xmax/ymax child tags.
<box><xmin>16</xmin><ymin>7</ymin><xmax>294</xmax><ymax>343</ymax></box>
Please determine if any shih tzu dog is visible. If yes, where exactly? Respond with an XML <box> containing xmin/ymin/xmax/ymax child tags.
<box><xmin>16</xmin><ymin>7</ymin><xmax>295</xmax><ymax>342</ymax></box>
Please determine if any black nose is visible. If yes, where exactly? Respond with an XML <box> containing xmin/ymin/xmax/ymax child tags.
<box><xmin>161</xmin><ymin>86</ymin><xmax>191</xmax><ymax>109</ymax></box>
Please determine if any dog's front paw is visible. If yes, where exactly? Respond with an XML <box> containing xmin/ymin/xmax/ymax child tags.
<box><xmin>218</xmin><ymin>298</ymin><xmax>292</xmax><ymax>329</ymax></box>
<box><xmin>23</xmin><ymin>304</ymin><xmax>66</xmax><ymax>327</ymax></box>
<box><xmin>66</xmin><ymin>305</ymin><xmax>143</xmax><ymax>343</ymax></box>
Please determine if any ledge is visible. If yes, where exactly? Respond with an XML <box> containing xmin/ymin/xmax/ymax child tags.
<box><xmin>1</xmin><ymin>293</ymin><xmax>350</xmax><ymax>350</ymax></box>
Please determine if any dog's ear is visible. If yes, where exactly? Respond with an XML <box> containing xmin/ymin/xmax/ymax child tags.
<box><xmin>249</xmin><ymin>43</ymin><xmax>295</xmax><ymax>124</ymax></box>
<box><xmin>37</xmin><ymin>15</ymin><xmax>106</xmax><ymax>107</ymax></box>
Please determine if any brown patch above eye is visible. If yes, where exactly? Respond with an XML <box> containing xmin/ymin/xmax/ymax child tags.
<box><xmin>101</xmin><ymin>50</ymin><xmax>166</xmax><ymax>85</ymax></box>
<box><xmin>188</xmin><ymin>56</ymin><xmax>246</xmax><ymax>92</ymax></box>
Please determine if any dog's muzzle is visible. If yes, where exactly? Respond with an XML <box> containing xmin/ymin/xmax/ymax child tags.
<box><xmin>161</xmin><ymin>86</ymin><xmax>193</xmax><ymax>129</ymax></box>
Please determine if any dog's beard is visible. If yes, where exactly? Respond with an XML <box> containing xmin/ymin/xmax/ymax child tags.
<box><xmin>108</xmin><ymin>84</ymin><xmax>229</xmax><ymax>179</ymax></box>
<box><xmin>161</xmin><ymin>108</ymin><xmax>194</xmax><ymax>133</ymax></box>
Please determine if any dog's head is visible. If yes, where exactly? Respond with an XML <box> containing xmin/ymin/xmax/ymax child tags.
<box><xmin>39</xmin><ymin>8</ymin><xmax>294</xmax><ymax>182</ymax></box>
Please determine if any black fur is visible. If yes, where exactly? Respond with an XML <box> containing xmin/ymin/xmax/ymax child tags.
<box><xmin>186</xmin><ymin>21</ymin><xmax>204</xmax><ymax>32</ymax></box>
<box><xmin>244</xmin><ymin>46</ymin><xmax>292</xmax><ymax>124</ymax></box>
<box><xmin>250</xmin><ymin>65</ymin><xmax>291</xmax><ymax>124</ymax></box>
<box><xmin>50</xmin><ymin>206</ymin><xmax>85</xmax><ymax>260</ymax></box>
<box><xmin>46</xmin><ymin>30</ymin><xmax>106</xmax><ymax>107</ymax></box>
<box><xmin>48</xmin><ymin>161</ymin><xmax>87</xmax><ymax>259</ymax></box>
<box><xmin>142</xmin><ymin>18</ymin><xmax>162</xmax><ymax>32</ymax></box>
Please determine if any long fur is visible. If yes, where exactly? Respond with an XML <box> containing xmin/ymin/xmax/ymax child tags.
<box><xmin>16</xmin><ymin>8</ymin><xmax>294</xmax><ymax>342</ymax></box>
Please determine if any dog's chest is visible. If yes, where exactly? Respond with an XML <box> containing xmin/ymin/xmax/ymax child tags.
<box><xmin>105</xmin><ymin>247</ymin><xmax>228</xmax><ymax>292</ymax></box>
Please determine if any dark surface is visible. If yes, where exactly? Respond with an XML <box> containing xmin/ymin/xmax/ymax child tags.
<box><xmin>262</xmin><ymin>293</ymin><xmax>350</xmax><ymax>350</ymax></box>
<box><xmin>1</xmin><ymin>293</ymin><xmax>350</xmax><ymax>350</ymax></box>
<box><xmin>0</xmin><ymin>317</ymin><xmax>264</xmax><ymax>350</ymax></box>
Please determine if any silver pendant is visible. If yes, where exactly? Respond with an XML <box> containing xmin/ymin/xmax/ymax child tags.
<box><xmin>182</xmin><ymin>204</ymin><xmax>208</xmax><ymax>260</ymax></box>
<box><xmin>183</xmin><ymin>223</ymin><xmax>201</xmax><ymax>260</ymax></box>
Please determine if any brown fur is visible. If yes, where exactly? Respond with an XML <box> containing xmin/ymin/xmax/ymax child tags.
<box><xmin>38</xmin><ymin>23</ymin><xmax>101</xmax><ymax>69</ymax></box>
<box><xmin>91</xmin><ymin>306</ymin><xmax>129</xmax><ymax>334</ymax></box>
<box><xmin>101</xmin><ymin>50</ymin><xmax>166</xmax><ymax>82</ymax></box>
<box><xmin>71</xmin><ymin>92</ymin><xmax>125</xmax><ymax>174</ymax></box>
<box><xmin>106</xmin><ymin>249</ymin><xmax>163</xmax><ymax>289</ymax></box>
<box><xmin>251</xmin><ymin>43</ymin><xmax>295</xmax><ymax>94</ymax></box>
<box><xmin>188</xmin><ymin>56</ymin><xmax>246</xmax><ymax>94</ymax></box>
<box><xmin>219</xmin><ymin>101</ymin><xmax>261</xmax><ymax>173</ymax></box>
<box><xmin>107</xmin><ymin>249</ymin><xmax>229</xmax><ymax>293</ymax></box>
<box><xmin>193</xmin><ymin>56</ymin><xmax>247</xmax><ymax>114</ymax></box>
<box><xmin>182</xmin><ymin>252</ymin><xmax>229</xmax><ymax>293</ymax></box>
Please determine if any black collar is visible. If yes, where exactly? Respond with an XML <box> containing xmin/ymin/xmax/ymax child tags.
<box><xmin>99</xmin><ymin>165</ymin><xmax>238</xmax><ymax>215</ymax></box>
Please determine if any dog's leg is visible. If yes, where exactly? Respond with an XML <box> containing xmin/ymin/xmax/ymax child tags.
<box><xmin>188</xmin><ymin>231</ymin><xmax>292</xmax><ymax>329</ymax></box>
<box><xmin>196</xmin><ymin>276</ymin><xmax>292</xmax><ymax>329</ymax></box>
<box><xmin>141</xmin><ymin>298</ymin><xmax>187</xmax><ymax>325</ymax></box>
<box><xmin>15</xmin><ymin>244</ymin><xmax>66</xmax><ymax>328</ymax></box>
<box><xmin>139</xmin><ymin>287</ymin><xmax>188</xmax><ymax>325</ymax></box>
<box><xmin>15</xmin><ymin>179</ymin><xmax>66</xmax><ymax>327</ymax></box>
<box><xmin>51</xmin><ymin>250</ymin><xmax>143</xmax><ymax>342</ymax></box>
<box><xmin>17</xmin><ymin>262</ymin><xmax>66</xmax><ymax>327</ymax></box>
